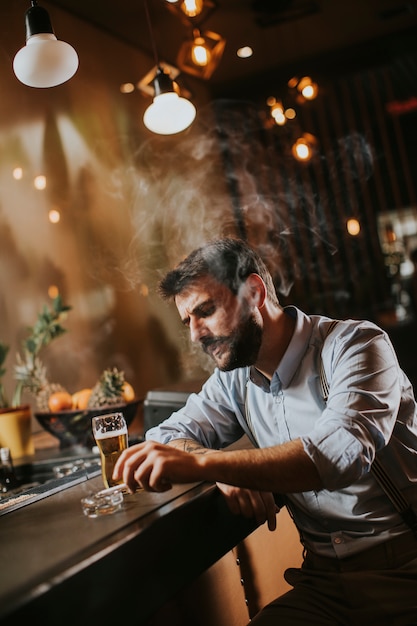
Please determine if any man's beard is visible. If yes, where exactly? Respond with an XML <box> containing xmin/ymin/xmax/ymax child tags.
<box><xmin>201</xmin><ymin>312</ymin><xmax>262</xmax><ymax>371</ymax></box>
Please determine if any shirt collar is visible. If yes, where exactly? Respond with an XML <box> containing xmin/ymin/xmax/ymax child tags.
<box><xmin>276</xmin><ymin>306</ymin><xmax>312</xmax><ymax>388</ymax></box>
<box><xmin>249</xmin><ymin>306</ymin><xmax>312</xmax><ymax>390</ymax></box>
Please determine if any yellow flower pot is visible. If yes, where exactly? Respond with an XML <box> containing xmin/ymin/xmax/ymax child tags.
<box><xmin>0</xmin><ymin>405</ymin><xmax>35</xmax><ymax>459</ymax></box>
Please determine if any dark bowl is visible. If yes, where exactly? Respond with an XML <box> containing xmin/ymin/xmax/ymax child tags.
<box><xmin>35</xmin><ymin>399</ymin><xmax>141</xmax><ymax>450</ymax></box>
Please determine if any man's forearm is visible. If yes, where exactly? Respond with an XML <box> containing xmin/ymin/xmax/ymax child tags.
<box><xmin>198</xmin><ymin>439</ymin><xmax>323</xmax><ymax>493</ymax></box>
<box><xmin>167</xmin><ymin>437</ymin><xmax>322</xmax><ymax>493</ymax></box>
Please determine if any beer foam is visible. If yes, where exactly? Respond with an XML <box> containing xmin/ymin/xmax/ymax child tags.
<box><xmin>94</xmin><ymin>428</ymin><xmax>127</xmax><ymax>440</ymax></box>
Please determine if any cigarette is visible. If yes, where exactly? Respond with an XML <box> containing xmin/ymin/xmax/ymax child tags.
<box><xmin>95</xmin><ymin>484</ymin><xmax>127</xmax><ymax>497</ymax></box>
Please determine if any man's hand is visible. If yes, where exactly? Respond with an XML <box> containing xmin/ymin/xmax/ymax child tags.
<box><xmin>113</xmin><ymin>440</ymin><xmax>203</xmax><ymax>492</ymax></box>
<box><xmin>216</xmin><ymin>482</ymin><xmax>279</xmax><ymax>531</ymax></box>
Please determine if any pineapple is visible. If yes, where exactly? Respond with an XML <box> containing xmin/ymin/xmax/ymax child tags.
<box><xmin>87</xmin><ymin>367</ymin><xmax>126</xmax><ymax>408</ymax></box>
<box><xmin>14</xmin><ymin>354</ymin><xmax>68</xmax><ymax>411</ymax></box>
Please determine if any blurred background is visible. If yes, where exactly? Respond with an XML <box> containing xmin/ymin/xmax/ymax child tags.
<box><xmin>1</xmin><ymin>0</ymin><xmax>417</xmax><ymax>434</ymax></box>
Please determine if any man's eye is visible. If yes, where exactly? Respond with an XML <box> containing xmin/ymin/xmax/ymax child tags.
<box><xmin>200</xmin><ymin>305</ymin><xmax>215</xmax><ymax>318</ymax></box>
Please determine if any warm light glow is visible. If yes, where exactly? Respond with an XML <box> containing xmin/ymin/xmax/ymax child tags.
<box><xmin>347</xmin><ymin>218</ymin><xmax>361</xmax><ymax>236</ymax></box>
<box><xmin>270</xmin><ymin>101</ymin><xmax>286</xmax><ymax>125</ymax></box>
<box><xmin>237</xmin><ymin>46</ymin><xmax>253</xmax><ymax>59</ymax></box>
<box><xmin>293</xmin><ymin>140</ymin><xmax>311</xmax><ymax>160</ymax></box>
<box><xmin>191</xmin><ymin>37</ymin><xmax>210</xmax><ymax>66</ymax></box>
<box><xmin>291</xmin><ymin>134</ymin><xmax>317</xmax><ymax>162</ymax></box>
<box><xmin>301</xmin><ymin>84</ymin><xmax>318</xmax><ymax>100</ymax></box>
<box><xmin>285</xmin><ymin>108</ymin><xmax>296</xmax><ymax>120</ymax></box>
<box><xmin>13</xmin><ymin>3</ymin><xmax>78</xmax><ymax>88</ymax></box>
<box><xmin>13</xmin><ymin>167</ymin><xmax>23</xmax><ymax>180</ymax></box>
<box><xmin>297</xmin><ymin>76</ymin><xmax>318</xmax><ymax>100</ymax></box>
<box><xmin>34</xmin><ymin>175</ymin><xmax>47</xmax><ymax>190</ymax></box>
<box><xmin>181</xmin><ymin>0</ymin><xmax>203</xmax><ymax>17</ymax></box>
<box><xmin>48</xmin><ymin>285</ymin><xmax>59</xmax><ymax>299</ymax></box>
<box><xmin>49</xmin><ymin>209</ymin><xmax>61</xmax><ymax>223</ymax></box>
<box><xmin>120</xmin><ymin>82</ymin><xmax>135</xmax><ymax>93</ymax></box>
<box><xmin>288</xmin><ymin>76</ymin><xmax>319</xmax><ymax>101</ymax></box>
<box><xmin>177</xmin><ymin>29</ymin><xmax>225</xmax><ymax>79</ymax></box>
<box><xmin>14</xmin><ymin>34</ymin><xmax>78</xmax><ymax>88</ymax></box>
<box><xmin>143</xmin><ymin>92</ymin><xmax>196</xmax><ymax>135</ymax></box>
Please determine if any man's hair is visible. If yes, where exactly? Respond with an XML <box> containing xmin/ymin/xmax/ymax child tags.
<box><xmin>158</xmin><ymin>238</ymin><xmax>280</xmax><ymax>306</ymax></box>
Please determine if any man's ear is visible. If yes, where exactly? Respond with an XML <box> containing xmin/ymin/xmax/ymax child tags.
<box><xmin>246</xmin><ymin>273</ymin><xmax>267</xmax><ymax>308</ymax></box>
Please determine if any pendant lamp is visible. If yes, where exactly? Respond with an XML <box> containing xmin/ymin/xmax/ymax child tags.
<box><xmin>13</xmin><ymin>1</ymin><xmax>79</xmax><ymax>88</ymax></box>
<box><xmin>143</xmin><ymin>0</ymin><xmax>196</xmax><ymax>135</ymax></box>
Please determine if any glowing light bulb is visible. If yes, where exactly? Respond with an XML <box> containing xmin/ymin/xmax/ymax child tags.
<box><xmin>144</xmin><ymin>69</ymin><xmax>196</xmax><ymax>135</ymax></box>
<box><xmin>347</xmin><ymin>218</ymin><xmax>361</xmax><ymax>236</ymax></box>
<box><xmin>285</xmin><ymin>108</ymin><xmax>296</xmax><ymax>120</ymax></box>
<box><xmin>191</xmin><ymin>37</ymin><xmax>210</xmax><ymax>66</ymax></box>
<box><xmin>271</xmin><ymin>101</ymin><xmax>286</xmax><ymax>125</ymax></box>
<box><xmin>237</xmin><ymin>46</ymin><xmax>253</xmax><ymax>59</ymax></box>
<box><xmin>144</xmin><ymin>92</ymin><xmax>196</xmax><ymax>135</ymax></box>
<box><xmin>34</xmin><ymin>175</ymin><xmax>47</xmax><ymax>189</ymax></box>
<box><xmin>120</xmin><ymin>82</ymin><xmax>135</xmax><ymax>94</ymax></box>
<box><xmin>181</xmin><ymin>0</ymin><xmax>203</xmax><ymax>17</ymax></box>
<box><xmin>292</xmin><ymin>134</ymin><xmax>317</xmax><ymax>162</ymax></box>
<box><xmin>49</xmin><ymin>209</ymin><xmax>60</xmax><ymax>223</ymax></box>
<box><xmin>297</xmin><ymin>76</ymin><xmax>318</xmax><ymax>100</ymax></box>
<box><xmin>13</xmin><ymin>167</ymin><xmax>23</xmax><ymax>180</ymax></box>
<box><xmin>294</xmin><ymin>141</ymin><xmax>310</xmax><ymax>160</ymax></box>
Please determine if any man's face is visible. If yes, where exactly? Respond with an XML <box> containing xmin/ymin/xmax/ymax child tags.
<box><xmin>175</xmin><ymin>275</ymin><xmax>263</xmax><ymax>371</ymax></box>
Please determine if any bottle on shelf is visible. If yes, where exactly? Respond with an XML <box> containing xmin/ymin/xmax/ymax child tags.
<box><xmin>0</xmin><ymin>447</ymin><xmax>19</xmax><ymax>493</ymax></box>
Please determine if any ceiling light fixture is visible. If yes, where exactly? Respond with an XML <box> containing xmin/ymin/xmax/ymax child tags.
<box><xmin>13</xmin><ymin>1</ymin><xmax>78</xmax><ymax>88</ymax></box>
<box><xmin>177</xmin><ymin>28</ymin><xmax>225</xmax><ymax>79</ymax></box>
<box><xmin>143</xmin><ymin>0</ymin><xmax>196</xmax><ymax>135</ymax></box>
<box><xmin>181</xmin><ymin>0</ymin><xmax>204</xmax><ymax>18</ymax></box>
<box><xmin>165</xmin><ymin>0</ymin><xmax>217</xmax><ymax>24</ymax></box>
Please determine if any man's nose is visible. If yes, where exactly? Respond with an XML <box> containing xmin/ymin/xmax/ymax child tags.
<box><xmin>189</xmin><ymin>317</ymin><xmax>205</xmax><ymax>343</ymax></box>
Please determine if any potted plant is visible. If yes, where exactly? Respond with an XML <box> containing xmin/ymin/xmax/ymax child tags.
<box><xmin>0</xmin><ymin>296</ymin><xmax>138</xmax><ymax>455</ymax></box>
<box><xmin>0</xmin><ymin>296</ymin><xmax>71</xmax><ymax>458</ymax></box>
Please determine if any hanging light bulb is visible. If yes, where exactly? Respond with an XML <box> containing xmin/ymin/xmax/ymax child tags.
<box><xmin>191</xmin><ymin>32</ymin><xmax>211</xmax><ymax>67</ymax></box>
<box><xmin>13</xmin><ymin>1</ymin><xmax>78</xmax><ymax>88</ymax></box>
<box><xmin>181</xmin><ymin>0</ymin><xmax>204</xmax><ymax>18</ymax></box>
<box><xmin>143</xmin><ymin>68</ymin><xmax>196</xmax><ymax>135</ymax></box>
<box><xmin>177</xmin><ymin>28</ymin><xmax>225</xmax><ymax>79</ymax></box>
<box><xmin>143</xmin><ymin>0</ymin><xmax>196</xmax><ymax>134</ymax></box>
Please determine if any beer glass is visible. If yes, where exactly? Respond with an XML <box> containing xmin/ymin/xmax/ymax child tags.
<box><xmin>92</xmin><ymin>412</ymin><xmax>128</xmax><ymax>488</ymax></box>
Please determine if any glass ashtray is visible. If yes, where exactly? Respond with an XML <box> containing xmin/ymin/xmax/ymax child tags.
<box><xmin>81</xmin><ymin>489</ymin><xmax>124</xmax><ymax>518</ymax></box>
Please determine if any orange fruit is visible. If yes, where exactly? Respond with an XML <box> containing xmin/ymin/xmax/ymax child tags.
<box><xmin>72</xmin><ymin>388</ymin><xmax>92</xmax><ymax>410</ymax></box>
<box><xmin>48</xmin><ymin>391</ymin><xmax>73</xmax><ymax>412</ymax></box>
<box><xmin>122</xmin><ymin>382</ymin><xmax>135</xmax><ymax>402</ymax></box>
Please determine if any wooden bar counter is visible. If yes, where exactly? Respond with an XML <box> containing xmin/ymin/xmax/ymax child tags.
<box><xmin>0</xmin><ymin>466</ymin><xmax>260</xmax><ymax>626</ymax></box>
<box><xmin>0</xmin><ymin>429</ymin><xmax>303</xmax><ymax>626</ymax></box>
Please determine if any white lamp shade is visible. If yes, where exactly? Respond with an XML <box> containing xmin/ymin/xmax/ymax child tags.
<box><xmin>143</xmin><ymin>92</ymin><xmax>196</xmax><ymax>135</ymax></box>
<box><xmin>13</xmin><ymin>33</ymin><xmax>79</xmax><ymax>88</ymax></box>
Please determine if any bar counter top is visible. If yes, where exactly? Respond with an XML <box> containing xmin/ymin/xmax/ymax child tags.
<box><xmin>0</xmin><ymin>438</ymin><xmax>257</xmax><ymax>626</ymax></box>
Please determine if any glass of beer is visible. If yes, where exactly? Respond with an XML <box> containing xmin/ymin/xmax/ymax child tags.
<box><xmin>92</xmin><ymin>412</ymin><xmax>128</xmax><ymax>489</ymax></box>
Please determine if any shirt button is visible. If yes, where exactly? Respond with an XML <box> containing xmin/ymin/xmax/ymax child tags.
<box><xmin>333</xmin><ymin>537</ymin><xmax>343</xmax><ymax>545</ymax></box>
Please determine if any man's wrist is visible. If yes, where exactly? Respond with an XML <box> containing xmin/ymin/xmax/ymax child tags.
<box><xmin>167</xmin><ymin>438</ymin><xmax>217</xmax><ymax>455</ymax></box>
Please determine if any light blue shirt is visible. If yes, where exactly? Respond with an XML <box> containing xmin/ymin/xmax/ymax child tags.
<box><xmin>146</xmin><ymin>306</ymin><xmax>417</xmax><ymax>558</ymax></box>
